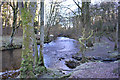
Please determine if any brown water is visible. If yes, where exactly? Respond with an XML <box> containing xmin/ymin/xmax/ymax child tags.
<box><xmin>1</xmin><ymin>48</ymin><xmax>22</xmax><ymax>72</ymax></box>
<box><xmin>1</xmin><ymin>49</ymin><xmax>22</xmax><ymax>71</ymax></box>
<box><xmin>0</xmin><ymin>48</ymin><xmax>22</xmax><ymax>79</ymax></box>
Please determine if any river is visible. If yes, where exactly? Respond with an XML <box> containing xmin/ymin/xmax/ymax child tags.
<box><xmin>0</xmin><ymin>37</ymin><xmax>80</xmax><ymax>78</ymax></box>
<box><xmin>1</xmin><ymin>37</ymin><xmax>118</xmax><ymax>79</ymax></box>
<box><xmin>39</xmin><ymin>37</ymin><xmax>80</xmax><ymax>69</ymax></box>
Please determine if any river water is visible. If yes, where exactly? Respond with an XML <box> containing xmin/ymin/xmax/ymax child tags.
<box><xmin>1</xmin><ymin>37</ymin><xmax>118</xmax><ymax>79</ymax></box>
<box><xmin>38</xmin><ymin>37</ymin><xmax>80</xmax><ymax>69</ymax></box>
<box><xmin>0</xmin><ymin>37</ymin><xmax>80</xmax><ymax>78</ymax></box>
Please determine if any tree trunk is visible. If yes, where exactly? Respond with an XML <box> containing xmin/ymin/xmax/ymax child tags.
<box><xmin>81</xmin><ymin>46</ymin><xmax>86</xmax><ymax>63</ymax></box>
<box><xmin>18</xmin><ymin>2</ymin><xmax>37</xmax><ymax>78</ymax></box>
<box><xmin>45</xmin><ymin>27</ymin><xmax>50</xmax><ymax>43</ymax></box>
<box><xmin>33</xmin><ymin>33</ymin><xmax>38</xmax><ymax>65</ymax></box>
<box><xmin>39</xmin><ymin>0</ymin><xmax>45</xmax><ymax>66</ymax></box>
<box><xmin>0</xmin><ymin>3</ymin><xmax>2</xmax><ymax>72</ymax></box>
<box><xmin>10</xmin><ymin>8</ymin><xmax>18</xmax><ymax>46</ymax></box>
<box><xmin>114</xmin><ymin>23</ymin><xmax>118</xmax><ymax>51</ymax></box>
<box><xmin>117</xmin><ymin>2</ymin><xmax>120</xmax><ymax>51</ymax></box>
<box><xmin>0</xmin><ymin>3</ymin><xmax>2</xmax><ymax>37</ymax></box>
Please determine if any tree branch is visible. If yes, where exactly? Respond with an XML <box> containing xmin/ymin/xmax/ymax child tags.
<box><xmin>18</xmin><ymin>1</ymin><xmax>24</xmax><ymax>15</ymax></box>
<box><xmin>16</xmin><ymin>2</ymin><xmax>18</xmax><ymax>10</ymax></box>
<box><xmin>8</xmin><ymin>2</ymin><xmax>14</xmax><ymax>10</ymax></box>
<box><xmin>73</xmin><ymin>0</ymin><xmax>82</xmax><ymax>12</ymax></box>
<box><xmin>15</xmin><ymin>20</ymin><xmax>22</xmax><ymax>29</ymax></box>
<box><xmin>0</xmin><ymin>2</ymin><xmax>4</xmax><ymax>6</ymax></box>
<box><xmin>61</xmin><ymin>6</ymin><xmax>77</xmax><ymax>16</ymax></box>
<box><xmin>13</xmin><ymin>0</ymin><xmax>15</xmax><ymax>8</ymax></box>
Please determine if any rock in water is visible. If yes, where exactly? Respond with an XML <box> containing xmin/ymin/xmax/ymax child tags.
<box><xmin>72</xmin><ymin>56</ymin><xmax>82</xmax><ymax>61</ymax></box>
<box><xmin>86</xmin><ymin>40</ymin><xmax>93</xmax><ymax>47</ymax></box>
<box><xmin>65</xmin><ymin>60</ymin><xmax>80</xmax><ymax>69</ymax></box>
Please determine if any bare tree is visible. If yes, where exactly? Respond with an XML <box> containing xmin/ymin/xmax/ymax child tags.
<box><xmin>0</xmin><ymin>3</ymin><xmax>3</xmax><ymax>37</ymax></box>
<box><xmin>0</xmin><ymin>2</ymin><xmax>2</xmax><ymax>72</ymax></box>
<box><xmin>116</xmin><ymin>1</ymin><xmax>120</xmax><ymax>52</ymax></box>
<box><xmin>39</xmin><ymin>0</ymin><xmax>45</xmax><ymax>67</ymax></box>
<box><xmin>8</xmin><ymin>2</ymin><xmax>20</xmax><ymax>46</ymax></box>
<box><xmin>18</xmin><ymin>1</ymin><xmax>37</xmax><ymax>78</ymax></box>
<box><xmin>73</xmin><ymin>0</ymin><xmax>93</xmax><ymax>62</ymax></box>
<box><xmin>117</xmin><ymin>1</ymin><xmax>120</xmax><ymax>51</ymax></box>
<box><xmin>45</xmin><ymin>0</ymin><xmax>62</xmax><ymax>42</ymax></box>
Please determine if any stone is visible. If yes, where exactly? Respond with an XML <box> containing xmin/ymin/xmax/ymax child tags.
<box><xmin>65</xmin><ymin>60</ymin><xmax>80</xmax><ymax>69</ymax></box>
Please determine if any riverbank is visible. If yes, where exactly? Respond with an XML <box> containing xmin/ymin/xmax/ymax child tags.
<box><xmin>38</xmin><ymin>61</ymin><xmax>119</xmax><ymax>78</ymax></box>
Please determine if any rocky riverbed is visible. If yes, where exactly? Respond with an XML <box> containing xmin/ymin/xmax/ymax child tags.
<box><xmin>39</xmin><ymin>37</ymin><xmax>119</xmax><ymax>78</ymax></box>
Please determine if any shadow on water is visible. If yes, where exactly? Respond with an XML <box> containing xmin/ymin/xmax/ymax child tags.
<box><xmin>0</xmin><ymin>48</ymin><xmax>22</xmax><ymax>79</ymax></box>
<box><xmin>2</xmin><ymin>49</ymin><xmax>22</xmax><ymax>72</ymax></box>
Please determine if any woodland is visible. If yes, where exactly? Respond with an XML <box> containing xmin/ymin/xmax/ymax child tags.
<box><xmin>0</xmin><ymin>0</ymin><xmax>120</xmax><ymax>79</ymax></box>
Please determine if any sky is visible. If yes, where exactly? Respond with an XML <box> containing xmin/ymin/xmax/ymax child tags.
<box><xmin>44</xmin><ymin>0</ymin><xmax>109</xmax><ymax>14</ymax></box>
